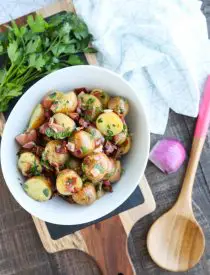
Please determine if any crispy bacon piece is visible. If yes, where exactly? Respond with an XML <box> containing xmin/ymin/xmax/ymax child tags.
<box><xmin>69</xmin><ymin>112</ymin><xmax>80</xmax><ymax>121</ymax></box>
<box><xmin>39</xmin><ymin>123</ymin><xmax>49</xmax><ymax>134</ymax></box>
<box><xmin>104</xmin><ymin>141</ymin><xmax>117</xmax><ymax>155</ymax></box>
<box><xmin>55</xmin><ymin>141</ymin><xmax>68</xmax><ymax>154</ymax></box>
<box><xmin>79</xmin><ymin>118</ymin><xmax>89</xmax><ymax>128</ymax></box>
<box><xmin>22</xmin><ymin>141</ymin><xmax>36</xmax><ymax>149</ymax></box>
<box><xmin>16</xmin><ymin>129</ymin><xmax>37</xmax><ymax>146</ymax></box>
<box><xmin>102</xmin><ymin>180</ymin><xmax>113</xmax><ymax>192</ymax></box>
<box><xmin>74</xmin><ymin>87</ymin><xmax>88</xmax><ymax>95</ymax></box>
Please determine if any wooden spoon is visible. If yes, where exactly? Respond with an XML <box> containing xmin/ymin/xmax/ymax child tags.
<box><xmin>147</xmin><ymin>76</ymin><xmax>210</xmax><ymax>272</ymax></box>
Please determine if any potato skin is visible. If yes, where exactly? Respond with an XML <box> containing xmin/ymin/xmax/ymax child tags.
<box><xmin>109</xmin><ymin>160</ymin><xmax>121</xmax><ymax>183</ymax></box>
<box><xmin>86</xmin><ymin>126</ymin><xmax>105</xmax><ymax>146</ymax></box>
<box><xmin>66</xmin><ymin>157</ymin><xmax>82</xmax><ymax>175</ymax></box>
<box><xmin>104</xmin><ymin>158</ymin><xmax>116</xmax><ymax>180</ymax></box>
<box><xmin>90</xmin><ymin>89</ymin><xmax>110</xmax><ymax>108</ymax></box>
<box><xmin>56</xmin><ymin>169</ymin><xmax>83</xmax><ymax>196</ymax></box>
<box><xmin>78</xmin><ymin>93</ymin><xmax>102</xmax><ymax>121</ymax></box>
<box><xmin>18</xmin><ymin>152</ymin><xmax>42</xmax><ymax>177</ymax></box>
<box><xmin>113</xmin><ymin>123</ymin><xmax>128</xmax><ymax>145</ymax></box>
<box><xmin>23</xmin><ymin>176</ymin><xmax>52</xmax><ymax>201</ymax></box>
<box><xmin>108</xmin><ymin>96</ymin><xmax>129</xmax><ymax>117</ymax></box>
<box><xmin>43</xmin><ymin>140</ymin><xmax>69</xmax><ymax>168</ymax></box>
<box><xmin>52</xmin><ymin>113</ymin><xmax>76</xmax><ymax>132</ymax></box>
<box><xmin>96</xmin><ymin>112</ymin><xmax>123</xmax><ymax>136</ymax></box>
<box><xmin>51</xmin><ymin>91</ymin><xmax>77</xmax><ymax>114</ymax></box>
<box><xmin>82</xmin><ymin>153</ymin><xmax>109</xmax><ymax>182</ymax></box>
<box><xmin>28</xmin><ymin>104</ymin><xmax>45</xmax><ymax>129</ymax></box>
<box><xmin>72</xmin><ymin>183</ymin><xmax>96</xmax><ymax>205</ymax></box>
<box><xmin>70</xmin><ymin>130</ymin><xmax>95</xmax><ymax>158</ymax></box>
<box><xmin>119</xmin><ymin>136</ymin><xmax>131</xmax><ymax>155</ymax></box>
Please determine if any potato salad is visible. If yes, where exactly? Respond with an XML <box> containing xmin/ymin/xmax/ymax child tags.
<box><xmin>16</xmin><ymin>88</ymin><xmax>131</xmax><ymax>205</ymax></box>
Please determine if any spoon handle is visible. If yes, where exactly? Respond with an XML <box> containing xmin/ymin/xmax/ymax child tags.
<box><xmin>179</xmin><ymin>76</ymin><xmax>210</xmax><ymax>206</ymax></box>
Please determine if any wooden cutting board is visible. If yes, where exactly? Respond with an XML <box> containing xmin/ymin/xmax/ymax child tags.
<box><xmin>0</xmin><ymin>1</ymin><xmax>156</xmax><ymax>274</ymax></box>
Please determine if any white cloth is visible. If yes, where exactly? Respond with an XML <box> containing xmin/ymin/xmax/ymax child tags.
<box><xmin>73</xmin><ymin>0</ymin><xmax>210</xmax><ymax>134</ymax></box>
<box><xmin>1</xmin><ymin>0</ymin><xmax>210</xmax><ymax>134</ymax></box>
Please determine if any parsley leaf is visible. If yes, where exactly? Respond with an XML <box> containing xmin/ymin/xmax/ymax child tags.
<box><xmin>27</xmin><ymin>14</ymin><xmax>48</xmax><ymax>33</ymax></box>
<box><xmin>68</xmin><ymin>54</ymin><xmax>85</xmax><ymax>65</ymax></box>
<box><xmin>43</xmin><ymin>188</ymin><xmax>49</xmax><ymax>197</ymax></box>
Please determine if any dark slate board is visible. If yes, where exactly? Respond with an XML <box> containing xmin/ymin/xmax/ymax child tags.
<box><xmin>46</xmin><ymin>186</ymin><xmax>144</xmax><ymax>240</ymax></box>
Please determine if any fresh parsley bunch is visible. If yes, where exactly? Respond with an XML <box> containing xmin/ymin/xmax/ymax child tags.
<box><xmin>0</xmin><ymin>13</ymin><xmax>96</xmax><ymax>112</ymax></box>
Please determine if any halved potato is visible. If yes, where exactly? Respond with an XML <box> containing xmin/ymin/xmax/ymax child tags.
<box><xmin>90</xmin><ymin>89</ymin><xmax>110</xmax><ymax>108</ymax></box>
<box><xmin>78</xmin><ymin>93</ymin><xmax>102</xmax><ymax>121</ymax></box>
<box><xmin>22</xmin><ymin>176</ymin><xmax>52</xmax><ymax>201</ymax></box>
<box><xmin>51</xmin><ymin>91</ymin><xmax>77</xmax><ymax>114</ymax></box>
<box><xmin>72</xmin><ymin>183</ymin><xmax>96</xmax><ymax>205</ymax></box>
<box><xmin>108</xmin><ymin>96</ymin><xmax>129</xmax><ymax>117</ymax></box>
<box><xmin>96</xmin><ymin>112</ymin><xmax>123</xmax><ymax>136</ymax></box>
<box><xmin>43</xmin><ymin>140</ymin><xmax>69</xmax><ymax>168</ymax></box>
<box><xmin>28</xmin><ymin>104</ymin><xmax>45</xmax><ymax>129</ymax></box>
<box><xmin>119</xmin><ymin>136</ymin><xmax>131</xmax><ymax>155</ymax></box>
<box><xmin>109</xmin><ymin>160</ymin><xmax>121</xmax><ymax>183</ymax></box>
<box><xmin>104</xmin><ymin>158</ymin><xmax>116</xmax><ymax>180</ymax></box>
<box><xmin>56</xmin><ymin>169</ymin><xmax>83</xmax><ymax>195</ymax></box>
<box><xmin>82</xmin><ymin>153</ymin><xmax>109</xmax><ymax>182</ymax></box>
<box><xmin>18</xmin><ymin>152</ymin><xmax>42</xmax><ymax>177</ymax></box>
<box><xmin>52</xmin><ymin>113</ymin><xmax>76</xmax><ymax>132</ymax></box>
<box><xmin>113</xmin><ymin>123</ymin><xmax>128</xmax><ymax>145</ymax></box>
<box><xmin>70</xmin><ymin>130</ymin><xmax>95</xmax><ymax>158</ymax></box>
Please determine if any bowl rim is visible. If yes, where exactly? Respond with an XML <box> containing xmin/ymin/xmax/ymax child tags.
<box><xmin>1</xmin><ymin>65</ymin><xmax>150</xmax><ymax>225</ymax></box>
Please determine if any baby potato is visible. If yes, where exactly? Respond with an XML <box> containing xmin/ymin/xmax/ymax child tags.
<box><xmin>78</xmin><ymin>93</ymin><xmax>102</xmax><ymax>121</ymax></box>
<box><xmin>56</xmin><ymin>169</ymin><xmax>83</xmax><ymax>196</ymax></box>
<box><xmin>82</xmin><ymin>153</ymin><xmax>109</xmax><ymax>182</ymax></box>
<box><xmin>90</xmin><ymin>89</ymin><xmax>110</xmax><ymax>108</ymax></box>
<box><xmin>18</xmin><ymin>152</ymin><xmax>42</xmax><ymax>177</ymax></box>
<box><xmin>51</xmin><ymin>91</ymin><xmax>77</xmax><ymax>114</ymax></box>
<box><xmin>109</xmin><ymin>160</ymin><xmax>121</xmax><ymax>183</ymax></box>
<box><xmin>23</xmin><ymin>176</ymin><xmax>52</xmax><ymax>201</ymax></box>
<box><xmin>86</xmin><ymin>126</ymin><xmax>105</xmax><ymax>146</ymax></box>
<box><xmin>104</xmin><ymin>158</ymin><xmax>116</xmax><ymax>180</ymax></box>
<box><xmin>43</xmin><ymin>140</ymin><xmax>69</xmax><ymax>168</ymax></box>
<box><xmin>52</xmin><ymin>113</ymin><xmax>76</xmax><ymax>133</ymax></box>
<box><xmin>41</xmin><ymin>91</ymin><xmax>63</xmax><ymax>109</ymax></box>
<box><xmin>113</xmin><ymin>123</ymin><xmax>128</xmax><ymax>145</ymax></box>
<box><xmin>72</xmin><ymin>183</ymin><xmax>96</xmax><ymax>205</ymax></box>
<box><xmin>28</xmin><ymin>104</ymin><xmax>45</xmax><ymax>129</ymax></box>
<box><xmin>108</xmin><ymin>96</ymin><xmax>129</xmax><ymax>117</ymax></box>
<box><xmin>119</xmin><ymin>136</ymin><xmax>131</xmax><ymax>155</ymax></box>
<box><xmin>96</xmin><ymin>112</ymin><xmax>123</xmax><ymax>136</ymax></box>
<box><xmin>66</xmin><ymin>156</ymin><xmax>82</xmax><ymax>175</ymax></box>
<box><xmin>70</xmin><ymin>130</ymin><xmax>95</xmax><ymax>158</ymax></box>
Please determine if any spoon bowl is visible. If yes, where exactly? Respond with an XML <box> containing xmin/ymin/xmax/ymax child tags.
<box><xmin>147</xmin><ymin>208</ymin><xmax>205</xmax><ymax>271</ymax></box>
<box><xmin>147</xmin><ymin>75</ymin><xmax>210</xmax><ymax>271</ymax></box>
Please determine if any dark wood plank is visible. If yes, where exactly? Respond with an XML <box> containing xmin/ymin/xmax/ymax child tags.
<box><xmin>81</xmin><ymin>215</ymin><xmax>134</xmax><ymax>275</ymax></box>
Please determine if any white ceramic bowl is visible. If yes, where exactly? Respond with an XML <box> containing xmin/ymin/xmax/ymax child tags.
<box><xmin>1</xmin><ymin>65</ymin><xmax>149</xmax><ymax>225</ymax></box>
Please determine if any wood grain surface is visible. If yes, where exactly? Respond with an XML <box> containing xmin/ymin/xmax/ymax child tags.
<box><xmin>0</xmin><ymin>1</ymin><xmax>210</xmax><ymax>275</ymax></box>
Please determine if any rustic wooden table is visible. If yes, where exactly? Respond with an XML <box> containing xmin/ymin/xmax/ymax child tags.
<box><xmin>1</xmin><ymin>2</ymin><xmax>210</xmax><ymax>275</ymax></box>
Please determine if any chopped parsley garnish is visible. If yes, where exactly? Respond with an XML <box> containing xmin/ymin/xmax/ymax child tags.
<box><xmin>45</xmin><ymin>127</ymin><xmax>72</xmax><ymax>139</ymax></box>
<box><xmin>97</xmin><ymin>118</ymin><xmax>103</xmax><ymax>123</ymax></box>
<box><xmin>43</xmin><ymin>188</ymin><xmax>49</xmax><ymax>197</ymax></box>
<box><xmin>81</xmin><ymin>146</ymin><xmax>88</xmax><ymax>154</ymax></box>
<box><xmin>49</xmin><ymin>93</ymin><xmax>57</xmax><ymax>99</ymax></box>
<box><xmin>94</xmin><ymin>163</ymin><xmax>105</xmax><ymax>173</ymax></box>
<box><xmin>112</xmin><ymin>124</ymin><xmax>116</xmax><ymax>127</ymax></box>
<box><xmin>86</xmin><ymin>98</ymin><xmax>95</xmax><ymax>105</ymax></box>
<box><xmin>29</xmin><ymin>160</ymin><xmax>41</xmax><ymax>176</ymax></box>
<box><xmin>107</xmin><ymin>129</ymin><xmax>114</xmax><ymax>136</ymax></box>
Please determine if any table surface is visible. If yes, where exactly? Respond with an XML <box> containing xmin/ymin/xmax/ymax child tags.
<box><xmin>1</xmin><ymin>1</ymin><xmax>210</xmax><ymax>275</ymax></box>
